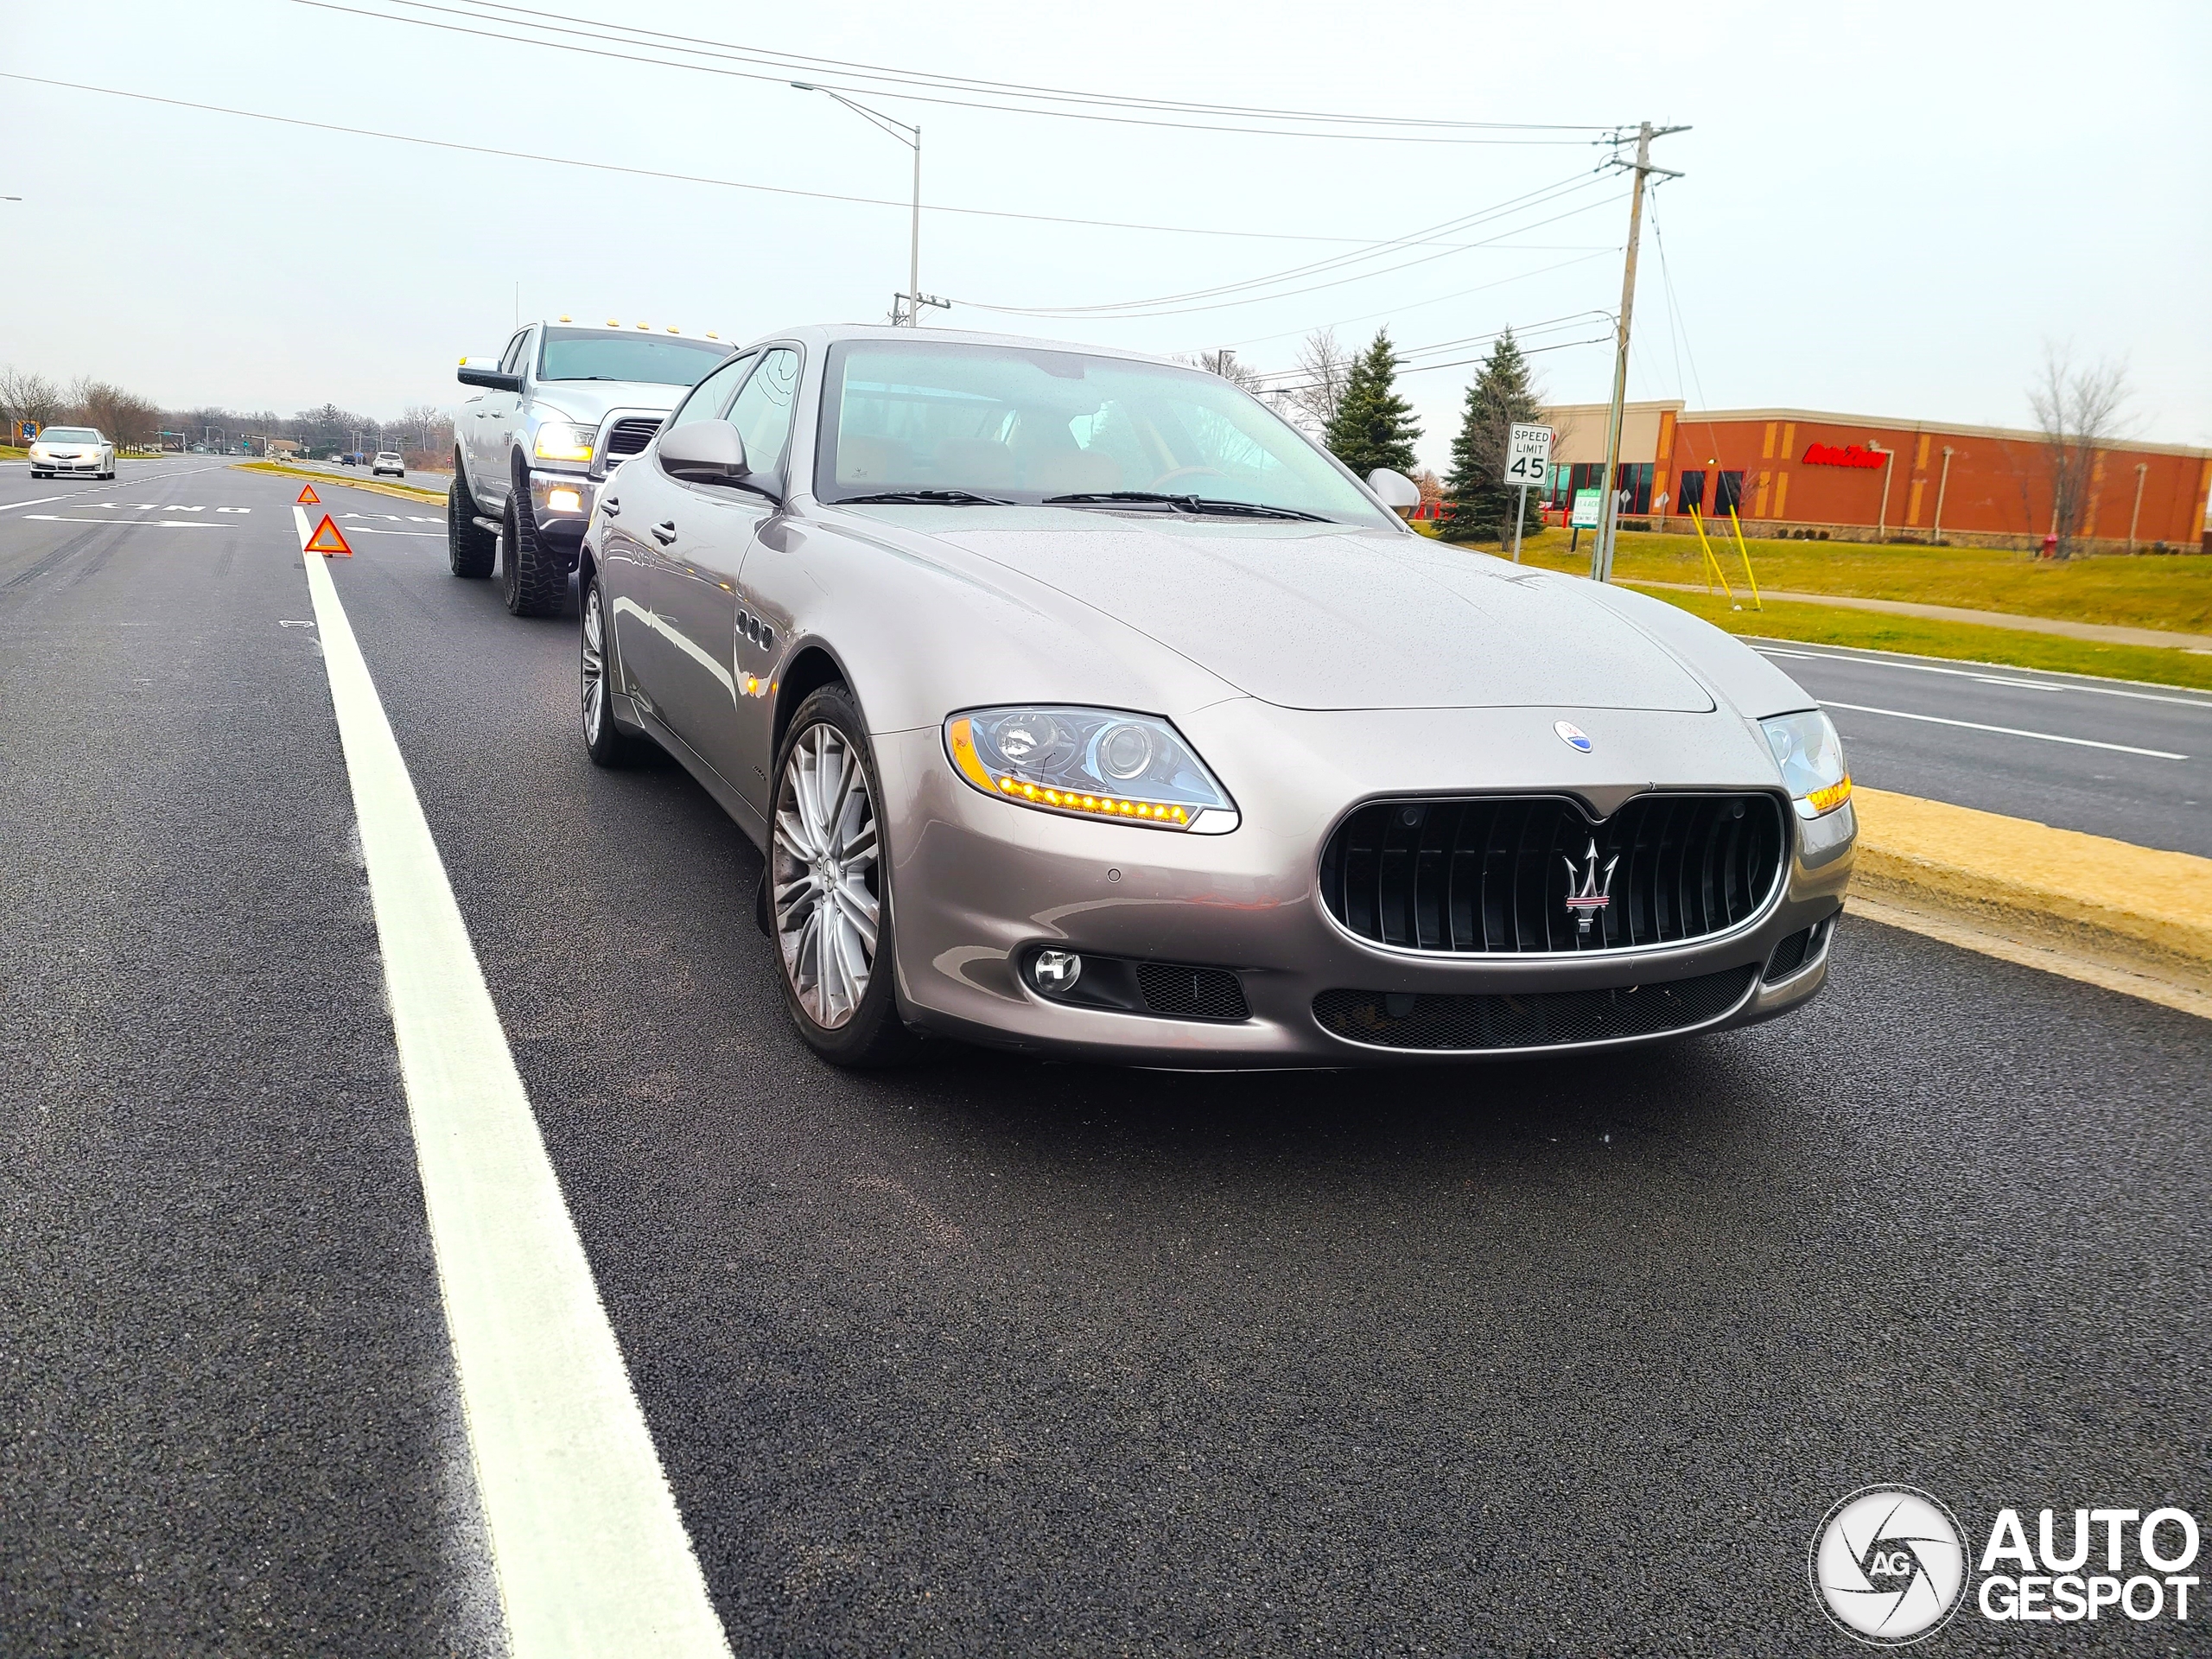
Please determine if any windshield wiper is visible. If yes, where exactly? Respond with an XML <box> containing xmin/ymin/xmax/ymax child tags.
<box><xmin>838</xmin><ymin>488</ymin><xmax>1014</xmax><ymax>505</ymax></box>
<box><xmin>1041</xmin><ymin>490</ymin><xmax>1331</xmax><ymax>522</ymax></box>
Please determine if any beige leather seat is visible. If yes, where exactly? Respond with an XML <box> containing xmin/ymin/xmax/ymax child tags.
<box><xmin>1027</xmin><ymin>448</ymin><xmax>1124</xmax><ymax>495</ymax></box>
<box><xmin>835</xmin><ymin>435</ymin><xmax>912</xmax><ymax>486</ymax></box>
<box><xmin>931</xmin><ymin>437</ymin><xmax>1020</xmax><ymax>491</ymax></box>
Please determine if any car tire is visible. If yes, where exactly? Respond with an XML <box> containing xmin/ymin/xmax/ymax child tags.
<box><xmin>500</xmin><ymin>471</ymin><xmax>567</xmax><ymax>618</ymax></box>
<box><xmin>769</xmin><ymin>684</ymin><xmax>921</xmax><ymax>1068</ymax></box>
<box><xmin>448</xmin><ymin>457</ymin><xmax>497</xmax><ymax>578</ymax></box>
<box><xmin>580</xmin><ymin>569</ymin><xmax>652</xmax><ymax>767</ymax></box>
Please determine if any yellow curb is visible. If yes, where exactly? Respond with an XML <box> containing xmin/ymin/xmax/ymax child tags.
<box><xmin>232</xmin><ymin>461</ymin><xmax>448</xmax><ymax>505</ymax></box>
<box><xmin>1850</xmin><ymin>786</ymin><xmax>2212</xmax><ymax>1014</ymax></box>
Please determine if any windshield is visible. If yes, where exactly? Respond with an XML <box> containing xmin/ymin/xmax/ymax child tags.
<box><xmin>537</xmin><ymin>327</ymin><xmax>734</xmax><ymax>386</ymax></box>
<box><xmin>39</xmin><ymin>428</ymin><xmax>99</xmax><ymax>443</ymax></box>
<box><xmin>816</xmin><ymin>340</ymin><xmax>1396</xmax><ymax>525</ymax></box>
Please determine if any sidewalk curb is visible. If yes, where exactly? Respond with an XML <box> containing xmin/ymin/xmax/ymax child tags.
<box><xmin>1850</xmin><ymin>787</ymin><xmax>2212</xmax><ymax>1018</ymax></box>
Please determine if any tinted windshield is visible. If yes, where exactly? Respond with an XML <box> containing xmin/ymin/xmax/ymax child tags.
<box><xmin>537</xmin><ymin>327</ymin><xmax>733</xmax><ymax>386</ymax></box>
<box><xmin>817</xmin><ymin>340</ymin><xmax>1395</xmax><ymax>525</ymax></box>
<box><xmin>39</xmin><ymin>428</ymin><xmax>99</xmax><ymax>442</ymax></box>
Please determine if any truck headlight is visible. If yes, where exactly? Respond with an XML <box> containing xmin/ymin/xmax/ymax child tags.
<box><xmin>533</xmin><ymin>421</ymin><xmax>595</xmax><ymax>463</ymax></box>
<box><xmin>945</xmin><ymin>706</ymin><xmax>1239</xmax><ymax>834</ymax></box>
<box><xmin>1761</xmin><ymin>709</ymin><xmax>1851</xmax><ymax>817</ymax></box>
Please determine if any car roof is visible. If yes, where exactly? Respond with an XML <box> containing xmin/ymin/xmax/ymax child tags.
<box><xmin>734</xmin><ymin>321</ymin><xmax>1181</xmax><ymax>368</ymax></box>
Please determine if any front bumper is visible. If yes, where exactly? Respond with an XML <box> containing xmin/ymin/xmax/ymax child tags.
<box><xmin>874</xmin><ymin>702</ymin><xmax>1854</xmax><ymax>1066</ymax></box>
<box><xmin>528</xmin><ymin>467</ymin><xmax>598</xmax><ymax>555</ymax></box>
<box><xmin>32</xmin><ymin>457</ymin><xmax>102</xmax><ymax>472</ymax></box>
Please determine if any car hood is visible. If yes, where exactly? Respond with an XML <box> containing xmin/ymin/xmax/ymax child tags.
<box><xmin>532</xmin><ymin>380</ymin><xmax>692</xmax><ymax>423</ymax></box>
<box><xmin>924</xmin><ymin>515</ymin><xmax>1716</xmax><ymax>713</ymax></box>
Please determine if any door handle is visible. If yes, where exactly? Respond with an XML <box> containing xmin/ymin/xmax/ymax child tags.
<box><xmin>601</xmin><ymin>499</ymin><xmax>620</xmax><ymax>517</ymax></box>
<box><xmin>652</xmin><ymin>520</ymin><xmax>677</xmax><ymax>545</ymax></box>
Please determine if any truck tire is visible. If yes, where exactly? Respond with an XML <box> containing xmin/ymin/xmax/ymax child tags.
<box><xmin>448</xmin><ymin>455</ymin><xmax>496</xmax><ymax>578</ymax></box>
<box><xmin>501</xmin><ymin>463</ymin><xmax>567</xmax><ymax>618</ymax></box>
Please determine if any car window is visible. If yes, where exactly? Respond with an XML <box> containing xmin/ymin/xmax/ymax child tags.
<box><xmin>538</xmin><ymin>328</ymin><xmax>733</xmax><ymax>386</ymax></box>
<box><xmin>724</xmin><ymin>348</ymin><xmax>801</xmax><ymax>476</ymax></box>
<box><xmin>39</xmin><ymin>428</ymin><xmax>99</xmax><ymax>442</ymax></box>
<box><xmin>816</xmin><ymin>340</ymin><xmax>1394</xmax><ymax>524</ymax></box>
<box><xmin>499</xmin><ymin>330</ymin><xmax>530</xmax><ymax>375</ymax></box>
<box><xmin>665</xmin><ymin>353</ymin><xmax>755</xmax><ymax>433</ymax></box>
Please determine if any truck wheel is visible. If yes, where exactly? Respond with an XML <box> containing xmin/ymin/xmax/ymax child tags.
<box><xmin>501</xmin><ymin>474</ymin><xmax>567</xmax><ymax>618</ymax></box>
<box><xmin>448</xmin><ymin>457</ymin><xmax>496</xmax><ymax>578</ymax></box>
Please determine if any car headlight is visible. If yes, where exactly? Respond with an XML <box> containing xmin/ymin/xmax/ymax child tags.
<box><xmin>533</xmin><ymin>421</ymin><xmax>595</xmax><ymax>463</ymax></box>
<box><xmin>1761</xmin><ymin>709</ymin><xmax>1852</xmax><ymax>818</ymax></box>
<box><xmin>944</xmin><ymin>706</ymin><xmax>1239</xmax><ymax>834</ymax></box>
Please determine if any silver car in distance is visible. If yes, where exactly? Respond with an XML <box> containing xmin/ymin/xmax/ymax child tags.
<box><xmin>576</xmin><ymin>325</ymin><xmax>1855</xmax><ymax>1067</ymax></box>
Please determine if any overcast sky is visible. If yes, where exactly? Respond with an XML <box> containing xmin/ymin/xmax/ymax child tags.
<box><xmin>4</xmin><ymin>0</ymin><xmax>2205</xmax><ymax>473</ymax></box>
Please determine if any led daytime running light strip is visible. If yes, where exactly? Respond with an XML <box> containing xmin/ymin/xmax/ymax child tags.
<box><xmin>947</xmin><ymin>716</ymin><xmax>1193</xmax><ymax>827</ymax></box>
<box><xmin>1802</xmin><ymin>776</ymin><xmax>1853</xmax><ymax>816</ymax></box>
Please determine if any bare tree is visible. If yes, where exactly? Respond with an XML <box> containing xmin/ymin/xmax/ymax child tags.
<box><xmin>2028</xmin><ymin>344</ymin><xmax>2132</xmax><ymax>559</ymax></box>
<box><xmin>0</xmin><ymin>366</ymin><xmax>67</xmax><ymax>433</ymax></box>
<box><xmin>1176</xmin><ymin>349</ymin><xmax>1267</xmax><ymax>393</ymax></box>
<box><xmin>1288</xmin><ymin>327</ymin><xmax>1351</xmax><ymax>433</ymax></box>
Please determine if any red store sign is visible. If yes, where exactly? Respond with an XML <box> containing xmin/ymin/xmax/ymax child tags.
<box><xmin>1802</xmin><ymin>442</ymin><xmax>1885</xmax><ymax>469</ymax></box>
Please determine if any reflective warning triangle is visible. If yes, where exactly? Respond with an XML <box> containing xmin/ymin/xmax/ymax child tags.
<box><xmin>296</xmin><ymin>483</ymin><xmax>321</xmax><ymax>505</ymax></box>
<box><xmin>304</xmin><ymin>514</ymin><xmax>353</xmax><ymax>556</ymax></box>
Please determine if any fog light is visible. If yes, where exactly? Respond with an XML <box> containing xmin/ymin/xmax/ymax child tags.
<box><xmin>1032</xmin><ymin>950</ymin><xmax>1082</xmax><ymax>994</ymax></box>
<box><xmin>548</xmin><ymin>486</ymin><xmax>583</xmax><ymax>513</ymax></box>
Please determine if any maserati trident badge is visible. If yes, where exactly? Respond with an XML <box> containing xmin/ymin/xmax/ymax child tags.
<box><xmin>1562</xmin><ymin>838</ymin><xmax>1619</xmax><ymax>936</ymax></box>
<box><xmin>1554</xmin><ymin>720</ymin><xmax>1594</xmax><ymax>753</ymax></box>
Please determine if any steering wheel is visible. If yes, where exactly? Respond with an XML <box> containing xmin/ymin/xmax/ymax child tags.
<box><xmin>1149</xmin><ymin>466</ymin><xmax>1230</xmax><ymax>492</ymax></box>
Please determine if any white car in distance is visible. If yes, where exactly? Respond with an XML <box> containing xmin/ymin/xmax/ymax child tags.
<box><xmin>28</xmin><ymin>427</ymin><xmax>116</xmax><ymax>480</ymax></box>
<box><xmin>371</xmin><ymin>451</ymin><xmax>406</xmax><ymax>478</ymax></box>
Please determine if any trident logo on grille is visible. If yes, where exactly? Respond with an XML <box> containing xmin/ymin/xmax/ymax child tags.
<box><xmin>1561</xmin><ymin>837</ymin><xmax>1620</xmax><ymax>936</ymax></box>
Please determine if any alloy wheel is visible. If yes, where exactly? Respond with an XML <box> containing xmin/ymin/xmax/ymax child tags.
<box><xmin>772</xmin><ymin>722</ymin><xmax>881</xmax><ymax>1029</ymax></box>
<box><xmin>581</xmin><ymin>582</ymin><xmax>607</xmax><ymax>743</ymax></box>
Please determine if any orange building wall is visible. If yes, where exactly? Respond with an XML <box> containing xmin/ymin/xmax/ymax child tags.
<box><xmin>1663</xmin><ymin>414</ymin><xmax>2208</xmax><ymax>545</ymax></box>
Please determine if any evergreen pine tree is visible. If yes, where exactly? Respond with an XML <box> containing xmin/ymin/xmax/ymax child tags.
<box><xmin>1440</xmin><ymin>329</ymin><xmax>1544</xmax><ymax>544</ymax></box>
<box><xmin>1322</xmin><ymin>330</ymin><xmax>1421</xmax><ymax>479</ymax></box>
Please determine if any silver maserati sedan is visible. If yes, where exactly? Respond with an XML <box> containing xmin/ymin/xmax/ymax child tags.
<box><xmin>575</xmin><ymin>325</ymin><xmax>1854</xmax><ymax>1067</ymax></box>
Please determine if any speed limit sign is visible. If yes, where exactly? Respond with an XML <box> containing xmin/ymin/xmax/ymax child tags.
<box><xmin>1503</xmin><ymin>422</ymin><xmax>1554</xmax><ymax>486</ymax></box>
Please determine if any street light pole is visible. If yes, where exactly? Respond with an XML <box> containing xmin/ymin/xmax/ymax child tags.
<box><xmin>794</xmin><ymin>83</ymin><xmax>928</xmax><ymax>326</ymax></box>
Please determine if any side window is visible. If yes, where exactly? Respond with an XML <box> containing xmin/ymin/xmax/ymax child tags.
<box><xmin>724</xmin><ymin>348</ymin><xmax>801</xmax><ymax>476</ymax></box>
<box><xmin>499</xmin><ymin>330</ymin><xmax>530</xmax><ymax>375</ymax></box>
<box><xmin>666</xmin><ymin>353</ymin><xmax>754</xmax><ymax>433</ymax></box>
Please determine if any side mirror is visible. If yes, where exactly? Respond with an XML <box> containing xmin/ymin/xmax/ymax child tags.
<box><xmin>1365</xmin><ymin>467</ymin><xmax>1422</xmax><ymax>515</ymax></box>
<box><xmin>658</xmin><ymin>418</ymin><xmax>752</xmax><ymax>485</ymax></box>
<box><xmin>457</xmin><ymin>358</ymin><xmax>523</xmax><ymax>392</ymax></box>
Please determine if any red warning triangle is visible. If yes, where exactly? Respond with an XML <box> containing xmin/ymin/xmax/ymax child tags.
<box><xmin>296</xmin><ymin>483</ymin><xmax>321</xmax><ymax>505</ymax></box>
<box><xmin>304</xmin><ymin>514</ymin><xmax>354</xmax><ymax>556</ymax></box>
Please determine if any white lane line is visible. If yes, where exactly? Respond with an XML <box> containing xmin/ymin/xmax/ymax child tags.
<box><xmin>0</xmin><ymin>495</ymin><xmax>66</xmax><ymax>512</ymax></box>
<box><xmin>1821</xmin><ymin>700</ymin><xmax>2188</xmax><ymax>760</ymax></box>
<box><xmin>1757</xmin><ymin>645</ymin><xmax>2212</xmax><ymax>709</ymax></box>
<box><xmin>293</xmin><ymin>510</ymin><xmax>732</xmax><ymax>1659</ymax></box>
<box><xmin>334</xmin><ymin>524</ymin><xmax>444</xmax><ymax>537</ymax></box>
<box><xmin>23</xmin><ymin>514</ymin><xmax>226</xmax><ymax>528</ymax></box>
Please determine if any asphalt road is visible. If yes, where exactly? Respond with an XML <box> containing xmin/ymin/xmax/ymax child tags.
<box><xmin>2</xmin><ymin>461</ymin><xmax>2206</xmax><ymax>1656</ymax></box>
<box><xmin>1754</xmin><ymin>639</ymin><xmax>2212</xmax><ymax>859</ymax></box>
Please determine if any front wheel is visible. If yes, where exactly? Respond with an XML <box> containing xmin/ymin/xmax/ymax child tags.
<box><xmin>447</xmin><ymin>457</ymin><xmax>496</xmax><ymax>578</ymax></box>
<box><xmin>580</xmin><ymin>572</ymin><xmax>652</xmax><ymax>767</ymax></box>
<box><xmin>501</xmin><ymin>482</ymin><xmax>566</xmax><ymax>618</ymax></box>
<box><xmin>770</xmin><ymin>686</ymin><xmax>919</xmax><ymax>1067</ymax></box>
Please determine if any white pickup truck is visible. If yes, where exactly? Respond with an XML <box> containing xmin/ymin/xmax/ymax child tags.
<box><xmin>449</xmin><ymin>319</ymin><xmax>737</xmax><ymax>615</ymax></box>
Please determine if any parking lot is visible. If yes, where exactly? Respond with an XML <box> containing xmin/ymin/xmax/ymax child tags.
<box><xmin>2</xmin><ymin>457</ymin><xmax>2204</xmax><ymax>1654</ymax></box>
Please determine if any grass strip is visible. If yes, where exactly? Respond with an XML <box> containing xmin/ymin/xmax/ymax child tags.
<box><xmin>1637</xmin><ymin>588</ymin><xmax>2212</xmax><ymax>691</ymax></box>
<box><xmin>234</xmin><ymin>460</ymin><xmax>448</xmax><ymax>504</ymax></box>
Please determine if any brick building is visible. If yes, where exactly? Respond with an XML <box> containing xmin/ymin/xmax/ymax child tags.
<box><xmin>1541</xmin><ymin>401</ymin><xmax>2211</xmax><ymax>551</ymax></box>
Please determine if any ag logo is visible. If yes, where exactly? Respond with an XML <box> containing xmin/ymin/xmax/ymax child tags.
<box><xmin>1810</xmin><ymin>1486</ymin><xmax>1969</xmax><ymax>1645</ymax></box>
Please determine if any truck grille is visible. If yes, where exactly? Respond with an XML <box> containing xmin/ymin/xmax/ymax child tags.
<box><xmin>603</xmin><ymin>417</ymin><xmax>661</xmax><ymax>460</ymax></box>
<box><xmin>1319</xmin><ymin>792</ymin><xmax>1786</xmax><ymax>956</ymax></box>
<box><xmin>1314</xmin><ymin>964</ymin><xmax>1758</xmax><ymax>1052</ymax></box>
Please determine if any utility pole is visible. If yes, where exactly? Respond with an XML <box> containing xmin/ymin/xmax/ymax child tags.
<box><xmin>1591</xmin><ymin>121</ymin><xmax>1687</xmax><ymax>583</ymax></box>
<box><xmin>793</xmin><ymin>84</ymin><xmax>944</xmax><ymax>327</ymax></box>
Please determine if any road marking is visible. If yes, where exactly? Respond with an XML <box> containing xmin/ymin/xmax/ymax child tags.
<box><xmin>1821</xmin><ymin>700</ymin><xmax>2188</xmax><ymax>760</ymax></box>
<box><xmin>1757</xmin><ymin>644</ymin><xmax>2212</xmax><ymax>710</ymax></box>
<box><xmin>0</xmin><ymin>495</ymin><xmax>66</xmax><ymax>512</ymax></box>
<box><xmin>290</xmin><ymin>506</ymin><xmax>731</xmax><ymax>1659</ymax></box>
<box><xmin>22</xmin><ymin>514</ymin><xmax>226</xmax><ymax>528</ymax></box>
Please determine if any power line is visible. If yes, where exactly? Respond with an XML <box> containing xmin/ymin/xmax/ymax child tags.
<box><xmin>289</xmin><ymin>0</ymin><xmax>1611</xmax><ymax>145</ymax></box>
<box><xmin>950</xmin><ymin>194</ymin><xmax>1626</xmax><ymax>321</ymax></box>
<box><xmin>0</xmin><ymin>73</ymin><xmax>1575</xmax><ymax>249</ymax></box>
<box><xmin>415</xmin><ymin>0</ymin><xmax>1611</xmax><ymax>134</ymax></box>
